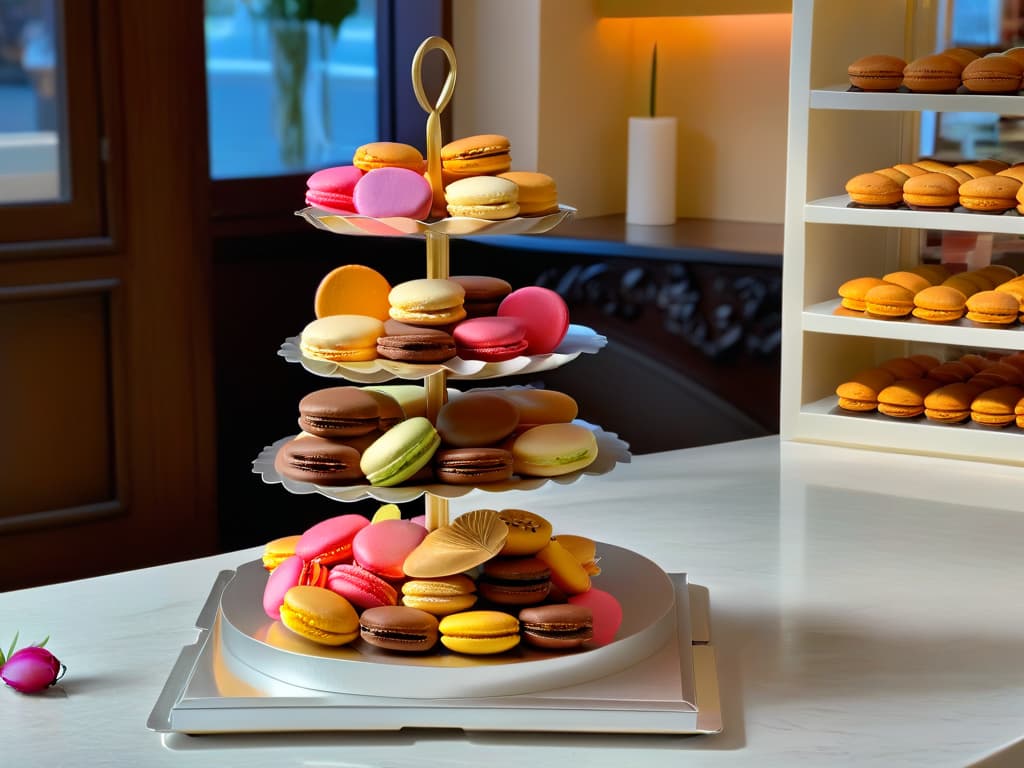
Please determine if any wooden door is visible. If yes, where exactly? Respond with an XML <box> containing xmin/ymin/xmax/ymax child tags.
<box><xmin>0</xmin><ymin>0</ymin><xmax>217</xmax><ymax>589</ymax></box>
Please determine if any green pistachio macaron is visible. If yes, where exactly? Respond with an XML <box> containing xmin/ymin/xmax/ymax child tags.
<box><xmin>359</xmin><ymin>416</ymin><xmax>440</xmax><ymax>486</ymax></box>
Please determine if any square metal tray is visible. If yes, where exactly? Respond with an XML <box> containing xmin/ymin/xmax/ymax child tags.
<box><xmin>148</xmin><ymin>566</ymin><xmax>721</xmax><ymax>739</ymax></box>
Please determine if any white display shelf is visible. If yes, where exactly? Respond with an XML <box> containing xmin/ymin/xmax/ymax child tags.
<box><xmin>810</xmin><ymin>85</ymin><xmax>1024</xmax><ymax>114</ymax></box>
<box><xmin>805</xmin><ymin>195</ymin><xmax>1024</xmax><ymax>234</ymax></box>
<box><xmin>796</xmin><ymin>396</ymin><xmax>1023</xmax><ymax>466</ymax></box>
<box><xmin>803</xmin><ymin>299</ymin><xmax>1024</xmax><ymax>349</ymax></box>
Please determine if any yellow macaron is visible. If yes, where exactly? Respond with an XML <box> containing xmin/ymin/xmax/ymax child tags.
<box><xmin>438</xmin><ymin>610</ymin><xmax>520</xmax><ymax>655</ymax></box>
<box><xmin>279</xmin><ymin>585</ymin><xmax>360</xmax><ymax>646</ymax></box>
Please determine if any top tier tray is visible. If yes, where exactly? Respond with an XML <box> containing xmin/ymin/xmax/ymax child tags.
<box><xmin>297</xmin><ymin>205</ymin><xmax>577</xmax><ymax>238</ymax></box>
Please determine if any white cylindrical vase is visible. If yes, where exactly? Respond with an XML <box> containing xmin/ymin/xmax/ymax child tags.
<box><xmin>626</xmin><ymin>116</ymin><xmax>678</xmax><ymax>226</ymax></box>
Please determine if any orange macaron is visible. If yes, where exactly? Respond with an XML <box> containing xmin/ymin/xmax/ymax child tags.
<box><xmin>838</xmin><ymin>276</ymin><xmax>888</xmax><ymax>311</ymax></box>
<box><xmin>864</xmin><ymin>284</ymin><xmax>915</xmax><ymax>318</ymax></box>
<box><xmin>912</xmin><ymin>285</ymin><xmax>967</xmax><ymax>322</ymax></box>
<box><xmin>965</xmin><ymin>289</ymin><xmax>1020</xmax><ymax>325</ymax></box>
<box><xmin>903</xmin><ymin>54</ymin><xmax>963</xmax><ymax>92</ymax></box>
<box><xmin>903</xmin><ymin>172</ymin><xmax>959</xmax><ymax>209</ymax></box>
<box><xmin>971</xmin><ymin>386</ymin><xmax>1024</xmax><ymax>427</ymax></box>
<box><xmin>845</xmin><ymin>173</ymin><xmax>903</xmax><ymax>207</ymax></box>
<box><xmin>847</xmin><ymin>54</ymin><xmax>907</xmax><ymax>91</ymax></box>
<box><xmin>959</xmin><ymin>175</ymin><xmax>1022</xmax><ymax>213</ymax></box>
<box><xmin>877</xmin><ymin>378</ymin><xmax>940</xmax><ymax>418</ymax></box>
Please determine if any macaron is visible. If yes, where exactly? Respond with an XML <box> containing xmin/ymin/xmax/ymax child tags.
<box><xmin>353</xmin><ymin>167</ymin><xmax>433</xmax><ymax>220</ymax></box>
<box><xmin>497</xmin><ymin>508</ymin><xmax>554</xmax><ymax>556</ymax></box>
<box><xmin>907</xmin><ymin>353</ymin><xmax>941</xmax><ymax>374</ymax></box>
<box><xmin>300</xmin><ymin>315</ymin><xmax>385</xmax><ymax>363</ymax></box>
<box><xmin>879</xmin><ymin>356</ymin><xmax>926</xmax><ymax>380</ymax></box>
<box><xmin>961</xmin><ymin>55</ymin><xmax>1023</xmax><ymax>94</ymax></box>
<box><xmin>955</xmin><ymin>163</ymin><xmax>995</xmax><ymax>180</ymax></box>
<box><xmin>924</xmin><ymin>382</ymin><xmax>985</xmax><ymax>423</ymax></box>
<box><xmin>362</xmin><ymin>389</ymin><xmax>405</xmax><ymax>431</ymax></box>
<box><xmin>996</xmin><ymin>165</ymin><xmax>1024</xmax><ymax>184</ymax></box>
<box><xmin>847</xmin><ymin>54</ymin><xmax>906</xmax><ymax>91</ymax></box>
<box><xmin>449</xmin><ymin>275</ymin><xmax>513</xmax><ymax>317</ymax></box>
<box><xmin>401</xmin><ymin>574</ymin><xmax>478</xmax><ymax>616</ymax></box>
<box><xmin>978</xmin><ymin>263</ymin><xmax>1018</xmax><ymax>283</ymax></box>
<box><xmin>376</xmin><ymin>319</ymin><xmax>456</xmax><ymax>363</ymax></box>
<box><xmin>326</xmin><ymin>563</ymin><xmax>398</xmax><ymax>610</ymax></box>
<box><xmin>262</xmin><ymin>554</ymin><xmax>328</xmax><ymax>620</ymax></box>
<box><xmin>838</xmin><ymin>277</ymin><xmax>888</xmax><ymax>312</ymax></box>
<box><xmin>910</xmin><ymin>263</ymin><xmax>950</xmax><ymax>285</ymax></box>
<box><xmin>926</xmin><ymin>360</ymin><xmax>975</xmax><ymax>385</ymax></box>
<box><xmin>274</xmin><ymin>434</ymin><xmax>364</xmax><ymax>485</ymax></box>
<box><xmin>965</xmin><ymin>289</ymin><xmax>1020</xmax><ymax>324</ymax></box>
<box><xmin>873</xmin><ymin>167</ymin><xmax>910</xmax><ymax>186</ymax></box>
<box><xmin>434</xmin><ymin>447</ymin><xmax>515</xmax><ymax>485</ymax></box>
<box><xmin>912</xmin><ymin>285</ymin><xmax>967</xmax><ymax>322</ymax></box>
<box><xmin>478</xmin><ymin>556</ymin><xmax>552</xmax><ymax>606</ymax></box>
<box><xmin>835</xmin><ymin>367</ymin><xmax>896</xmax><ymax>412</ymax></box>
<box><xmin>352</xmin><ymin>518</ymin><xmax>428</xmax><ymax>579</ymax></box>
<box><xmin>359</xmin><ymin>605</ymin><xmax>439</xmax><ymax>652</ymax></box>
<box><xmin>352</xmin><ymin>141</ymin><xmax>426</xmax><ymax>173</ymax></box>
<box><xmin>389</xmin><ymin>278</ymin><xmax>466</xmax><ymax>326</ymax></box>
<box><xmin>452</xmin><ymin>316</ymin><xmax>530</xmax><ymax>361</ymax></box>
<box><xmin>959</xmin><ymin>175</ymin><xmax>1021</xmax><ymax>213</ymax></box>
<box><xmin>511</xmin><ymin>423</ymin><xmax>598</xmax><ymax>477</ymax></box>
<box><xmin>942</xmin><ymin>47</ymin><xmax>980</xmax><ymax>68</ymax></box>
<box><xmin>438</xmin><ymin>610</ymin><xmax>520</xmax><ymax>655</ymax></box>
<box><xmin>961</xmin><ymin>353</ymin><xmax>996</xmax><ymax>373</ymax></box>
<box><xmin>295</xmin><ymin>513</ymin><xmax>371</xmax><ymax>567</ymax></box>
<box><xmin>497</xmin><ymin>171</ymin><xmax>559</xmax><ymax>216</ymax></box>
<box><xmin>497</xmin><ymin>388</ymin><xmax>579</xmax><ymax>430</ymax></box>
<box><xmin>845</xmin><ymin>172</ymin><xmax>902</xmax><ymax>207</ymax></box>
<box><xmin>942</xmin><ymin>274</ymin><xmax>980</xmax><ymax>299</ymax></box>
<box><xmin>903</xmin><ymin>54</ymin><xmax>963</xmax><ymax>93</ymax></box>
<box><xmin>969</xmin><ymin>363</ymin><xmax>1023</xmax><ymax>390</ymax></box>
<box><xmin>304</xmin><ymin>165</ymin><xmax>363</xmax><ymax>213</ymax></box>
<box><xmin>876</xmin><ymin>378</ymin><xmax>940</xmax><ymax>418</ymax></box>
<box><xmin>882</xmin><ymin>270</ymin><xmax>931</xmax><ymax>295</ymax></box>
<box><xmin>314</xmin><ymin>264</ymin><xmax>392</xmax><ymax>321</ymax></box>
<box><xmin>534</xmin><ymin>538</ymin><xmax>591</xmax><ymax>595</ymax></box>
<box><xmin>892</xmin><ymin>163</ymin><xmax>928</xmax><ymax>180</ymax></box>
<box><xmin>903</xmin><ymin>172</ymin><xmax>959</xmax><ymax>209</ymax></box>
<box><xmin>518</xmin><ymin>604</ymin><xmax>593</xmax><ymax>650</ymax></box>
<box><xmin>568</xmin><ymin>588</ymin><xmax>622</xmax><ymax>647</ymax></box>
<box><xmin>298</xmin><ymin>386</ymin><xmax>383</xmax><ymax>438</ymax></box>
<box><xmin>262</xmin><ymin>534</ymin><xmax>301</xmax><ymax>571</ymax></box>
<box><xmin>976</xmin><ymin>159</ymin><xmax>1012</xmax><ymax>173</ymax></box>
<box><xmin>445</xmin><ymin>176</ymin><xmax>520</xmax><ymax>220</ymax></box>
<box><xmin>497</xmin><ymin>286</ymin><xmax>571</xmax><ymax>354</ymax></box>
<box><xmin>971</xmin><ymin>386</ymin><xmax>1024</xmax><ymax>427</ymax></box>
<box><xmin>279</xmin><ymin>585</ymin><xmax>360</xmax><ymax>647</ymax></box>
<box><xmin>402</xmin><ymin>508</ymin><xmax>509</xmax><ymax>578</ymax></box>
<box><xmin>864</xmin><ymin>284</ymin><xmax>915</xmax><ymax>318</ymax></box>
<box><xmin>359</xmin><ymin>416</ymin><xmax>440</xmax><ymax>487</ymax></box>
<box><xmin>555</xmin><ymin>534</ymin><xmax>602</xmax><ymax>576</ymax></box>
<box><xmin>437</xmin><ymin>392</ymin><xmax>520</xmax><ymax>448</ymax></box>
<box><xmin>440</xmin><ymin>133</ymin><xmax>512</xmax><ymax>180</ymax></box>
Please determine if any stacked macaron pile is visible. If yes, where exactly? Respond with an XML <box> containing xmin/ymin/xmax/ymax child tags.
<box><xmin>303</xmin><ymin>135</ymin><xmax>560</xmax><ymax>222</ymax></box>
<box><xmin>835</xmin><ymin>351</ymin><xmax>1024</xmax><ymax>429</ymax></box>
<box><xmin>300</xmin><ymin>264</ymin><xmax>574</xmax><ymax>366</ymax></box>
<box><xmin>848</xmin><ymin>48</ymin><xmax>1024</xmax><ymax>94</ymax></box>
<box><xmin>260</xmin><ymin>507</ymin><xmax>622</xmax><ymax>655</ymax></box>
<box><xmin>845</xmin><ymin>157</ymin><xmax>1024</xmax><ymax>216</ymax></box>
<box><xmin>836</xmin><ymin>262</ymin><xmax>1024</xmax><ymax>326</ymax></box>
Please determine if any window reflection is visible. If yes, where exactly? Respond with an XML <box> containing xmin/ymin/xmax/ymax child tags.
<box><xmin>0</xmin><ymin>0</ymin><xmax>65</xmax><ymax>205</ymax></box>
<box><xmin>205</xmin><ymin>0</ymin><xmax>378</xmax><ymax>179</ymax></box>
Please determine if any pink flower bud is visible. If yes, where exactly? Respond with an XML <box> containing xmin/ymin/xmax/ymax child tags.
<box><xmin>1</xmin><ymin>646</ymin><xmax>64</xmax><ymax>693</ymax></box>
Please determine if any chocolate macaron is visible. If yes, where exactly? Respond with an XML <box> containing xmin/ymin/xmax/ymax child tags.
<box><xmin>478</xmin><ymin>556</ymin><xmax>552</xmax><ymax>607</ymax></box>
<box><xmin>450</xmin><ymin>275</ymin><xmax>513</xmax><ymax>317</ymax></box>
<box><xmin>434</xmin><ymin>447</ymin><xmax>514</xmax><ymax>485</ymax></box>
<box><xmin>359</xmin><ymin>605</ymin><xmax>439</xmax><ymax>652</ymax></box>
<box><xmin>274</xmin><ymin>435</ymin><xmax>364</xmax><ymax>485</ymax></box>
<box><xmin>298</xmin><ymin>386</ymin><xmax>383</xmax><ymax>437</ymax></box>
<box><xmin>376</xmin><ymin>319</ymin><xmax>456</xmax><ymax>363</ymax></box>
<box><xmin>518</xmin><ymin>603</ymin><xmax>593</xmax><ymax>650</ymax></box>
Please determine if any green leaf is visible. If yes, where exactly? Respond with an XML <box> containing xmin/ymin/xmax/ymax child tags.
<box><xmin>34</xmin><ymin>636</ymin><xmax>49</xmax><ymax>649</ymax></box>
<box><xmin>5</xmin><ymin>631</ymin><xmax>19</xmax><ymax>664</ymax></box>
<box><xmin>649</xmin><ymin>43</ymin><xmax>658</xmax><ymax>117</ymax></box>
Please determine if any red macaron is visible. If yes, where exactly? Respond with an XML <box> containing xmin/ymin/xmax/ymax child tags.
<box><xmin>497</xmin><ymin>286</ymin><xmax>570</xmax><ymax>355</ymax></box>
<box><xmin>453</xmin><ymin>316</ymin><xmax>529</xmax><ymax>362</ymax></box>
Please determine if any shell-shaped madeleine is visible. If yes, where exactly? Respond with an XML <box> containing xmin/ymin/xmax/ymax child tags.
<box><xmin>402</xmin><ymin>509</ymin><xmax>509</xmax><ymax>578</ymax></box>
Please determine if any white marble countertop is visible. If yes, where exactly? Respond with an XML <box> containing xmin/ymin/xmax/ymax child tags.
<box><xmin>3</xmin><ymin>436</ymin><xmax>1023</xmax><ymax>767</ymax></box>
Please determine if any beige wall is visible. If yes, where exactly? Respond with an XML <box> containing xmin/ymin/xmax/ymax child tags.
<box><xmin>452</xmin><ymin>1</ymin><xmax>792</xmax><ymax>224</ymax></box>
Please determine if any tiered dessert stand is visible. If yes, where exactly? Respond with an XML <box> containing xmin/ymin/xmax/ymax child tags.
<box><xmin>149</xmin><ymin>37</ymin><xmax>721</xmax><ymax>740</ymax></box>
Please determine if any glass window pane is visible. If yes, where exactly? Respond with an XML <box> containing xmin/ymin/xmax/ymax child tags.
<box><xmin>204</xmin><ymin>0</ymin><xmax>378</xmax><ymax>179</ymax></box>
<box><xmin>0</xmin><ymin>0</ymin><xmax>67</xmax><ymax>205</ymax></box>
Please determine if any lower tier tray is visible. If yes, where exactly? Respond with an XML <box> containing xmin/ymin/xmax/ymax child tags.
<box><xmin>147</xmin><ymin>547</ymin><xmax>721</xmax><ymax>737</ymax></box>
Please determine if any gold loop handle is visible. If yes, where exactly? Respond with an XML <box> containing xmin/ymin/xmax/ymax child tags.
<box><xmin>411</xmin><ymin>36</ymin><xmax>457</xmax><ymax>219</ymax></box>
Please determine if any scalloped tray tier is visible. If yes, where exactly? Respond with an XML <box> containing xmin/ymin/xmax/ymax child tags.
<box><xmin>280</xmin><ymin>324</ymin><xmax>607</xmax><ymax>383</ymax></box>
<box><xmin>253</xmin><ymin>420</ymin><xmax>631</xmax><ymax>503</ymax></box>
<box><xmin>296</xmin><ymin>205</ymin><xmax>578</xmax><ymax>238</ymax></box>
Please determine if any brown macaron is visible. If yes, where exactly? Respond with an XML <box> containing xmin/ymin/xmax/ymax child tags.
<box><xmin>969</xmin><ymin>362</ymin><xmax>1024</xmax><ymax>389</ymax></box>
<box><xmin>433</xmin><ymin>447</ymin><xmax>515</xmax><ymax>485</ymax></box>
<box><xmin>959</xmin><ymin>175</ymin><xmax>1022</xmax><ymax>213</ymax></box>
<box><xmin>518</xmin><ymin>603</ymin><xmax>593</xmax><ymax>650</ymax></box>
<box><xmin>478</xmin><ymin>556</ymin><xmax>552</xmax><ymax>607</ymax></box>
<box><xmin>912</xmin><ymin>285</ymin><xmax>967</xmax><ymax>322</ymax></box>
<box><xmin>358</xmin><ymin>605</ymin><xmax>439</xmax><ymax>652</ymax></box>
<box><xmin>436</xmin><ymin>393</ymin><xmax>520</xmax><ymax>447</ymax></box>
<box><xmin>971</xmin><ymin>386</ymin><xmax>1024</xmax><ymax>427</ymax></box>
<box><xmin>865</xmin><ymin>284</ymin><xmax>916</xmax><ymax>317</ymax></box>
<box><xmin>961</xmin><ymin>55</ymin><xmax>1023</xmax><ymax>94</ymax></box>
<box><xmin>960</xmin><ymin>353</ymin><xmax>996</xmax><ymax>373</ymax></box>
<box><xmin>848</xmin><ymin>54</ymin><xmax>907</xmax><ymax>91</ymax></box>
<box><xmin>376</xmin><ymin>319</ymin><xmax>457</xmax><ymax>363</ymax></box>
<box><xmin>838</xmin><ymin>276</ymin><xmax>888</xmax><ymax>311</ymax></box>
<box><xmin>924</xmin><ymin>382</ymin><xmax>985</xmax><ymax>423</ymax></box>
<box><xmin>298</xmin><ymin>386</ymin><xmax>384</xmax><ymax>438</ymax></box>
<box><xmin>274</xmin><ymin>435</ymin><xmax>364</xmax><ymax>485</ymax></box>
<box><xmin>845</xmin><ymin>172</ymin><xmax>903</xmax><ymax>207</ymax></box>
<box><xmin>877</xmin><ymin>378</ymin><xmax>941</xmax><ymax>418</ymax></box>
<box><xmin>903</xmin><ymin>172</ymin><xmax>960</xmax><ymax>209</ymax></box>
<box><xmin>965</xmin><ymin>289</ymin><xmax>1020</xmax><ymax>324</ymax></box>
<box><xmin>449</xmin><ymin>275</ymin><xmax>513</xmax><ymax>317</ymax></box>
<box><xmin>903</xmin><ymin>54</ymin><xmax>963</xmax><ymax>92</ymax></box>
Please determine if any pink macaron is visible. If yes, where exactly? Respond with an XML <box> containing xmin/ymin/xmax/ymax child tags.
<box><xmin>295</xmin><ymin>514</ymin><xmax>371</xmax><ymax>567</ymax></box>
<box><xmin>568</xmin><ymin>587</ymin><xmax>622</xmax><ymax>646</ymax></box>
<box><xmin>497</xmin><ymin>286</ymin><xmax>570</xmax><ymax>354</ymax></box>
<box><xmin>352</xmin><ymin>518</ymin><xmax>429</xmax><ymax>580</ymax></box>
<box><xmin>452</xmin><ymin>316</ymin><xmax>529</xmax><ymax>362</ymax></box>
<box><xmin>327</xmin><ymin>563</ymin><xmax>398</xmax><ymax>610</ymax></box>
<box><xmin>305</xmin><ymin>165</ymin><xmax>364</xmax><ymax>213</ymax></box>
<box><xmin>262</xmin><ymin>555</ymin><xmax>327</xmax><ymax>620</ymax></box>
<box><xmin>353</xmin><ymin>167</ymin><xmax>433</xmax><ymax>219</ymax></box>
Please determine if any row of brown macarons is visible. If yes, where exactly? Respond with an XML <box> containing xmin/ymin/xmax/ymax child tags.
<box><xmin>848</xmin><ymin>47</ymin><xmax>1024</xmax><ymax>93</ymax></box>
<box><xmin>846</xmin><ymin>159</ymin><xmax>1024</xmax><ymax>214</ymax></box>
<box><xmin>837</xmin><ymin>263</ymin><xmax>1024</xmax><ymax>325</ymax></box>
<box><xmin>836</xmin><ymin>352</ymin><xmax>1024</xmax><ymax>427</ymax></box>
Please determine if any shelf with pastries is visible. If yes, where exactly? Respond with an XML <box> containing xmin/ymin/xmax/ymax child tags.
<box><xmin>802</xmin><ymin>298</ymin><xmax>1024</xmax><ymax>349</ymax></box>
<box><xmin>809</xmin><ymin>85</ymin><xmax>1024</xmax><ymax>115</ymax></box>
<box><xmin>805</xmin><ymin>195</ymin><xmax>1024</xmax><ymax>235</ymax></box>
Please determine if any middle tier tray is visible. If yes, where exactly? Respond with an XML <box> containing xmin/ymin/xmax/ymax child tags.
<box><xmin>254</xmin><ymin>421</ymin><xmax>631</xmax><ymax>503</ymax></box>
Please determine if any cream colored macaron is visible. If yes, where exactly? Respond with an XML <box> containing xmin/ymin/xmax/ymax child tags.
<box><xmin>445</xmin><ymin>176</ymin><xmax>520</xmax><ymax>220</ymax></box>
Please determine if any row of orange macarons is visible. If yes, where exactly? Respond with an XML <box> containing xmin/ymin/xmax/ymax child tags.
<box><xmin>848</xmin><ymin>47</ymin><xmax>1024</xmax><ymax>93</ymax></box>
<box><xmin>837</xmin><ymin>262</ymin><xmax>1024</xmax><ymax>325</ymax></box>
<box><xmin>836</xmin><ymin>352</ymin><xmax>1024</xmax><ymax>427</ymax></box>
<box><xmin>846</xmin><ymin>158</ymin><xmax>1024</xmax><ymax>214</ymax></box>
